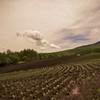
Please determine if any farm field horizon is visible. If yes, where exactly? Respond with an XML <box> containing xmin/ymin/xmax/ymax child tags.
<box><xmin>0</xmin><ymin>53</ymin><xmax>100</xmax><ymax>100</ymax></box>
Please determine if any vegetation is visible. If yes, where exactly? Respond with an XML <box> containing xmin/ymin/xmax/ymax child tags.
<box><xmin>0</xmin><ymin>41</ymin><xmax>100</xmax><ymax>67</ymax></box>
<box><xmin>0</xmin><ymin>49</ymin><xmax>37</xmax><ymax>66</ymax></box>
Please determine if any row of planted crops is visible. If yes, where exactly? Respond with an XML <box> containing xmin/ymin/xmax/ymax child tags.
<box><xmin>0</xmin><ymin>60</ymin><xmax>100</xmax><ymax>100</ymax></box>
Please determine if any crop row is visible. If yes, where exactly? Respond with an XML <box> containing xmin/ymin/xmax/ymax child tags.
<box><xmin>0</xmin><ymin>61</ymin><xmax>100</xmax><ymax>100</ymax></box>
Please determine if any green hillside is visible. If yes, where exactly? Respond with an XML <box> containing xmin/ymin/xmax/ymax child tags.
<box><xmin>42</xmin><ymin>41</ymin><xmax>100</xmax><ymax>58</ymax></box>
<box><xmin>0</xmin><ymin>41</ymin><xmax>100</xmax><ymax>67</ymax></box>
<box><xmin>72</xmin><ymin>41</ymin><xmax>100</xmax><ymax>55</ymax></box>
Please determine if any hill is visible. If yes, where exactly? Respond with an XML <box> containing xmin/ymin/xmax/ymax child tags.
<box><xmin>0</xmin><ymin>41</ymin><xmax>100</xmax><ymax>67</ymax></box>
<box><xmin>72</xmin><ymin>41</ymin><xmax>100</xmax><ymax>55</ymax></box>
<box><xmin>43</xmin><ymin>40</ymin><xmax>100</xmax><ymax>57</ymax></box>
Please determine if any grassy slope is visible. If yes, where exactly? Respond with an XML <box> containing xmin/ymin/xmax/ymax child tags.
<box><xmin>41</xmin><ymin>41</ymin><xmax>100</xmax><ymax>58</ymax></box>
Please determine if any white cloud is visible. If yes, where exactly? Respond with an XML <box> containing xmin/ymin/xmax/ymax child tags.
<box><xmin>23</xmin><ymin>30</ymin><xmax>43</xmax><ymax>40</ymax></box>
<box><xmin>50</xmin><ymin>44</ymin><xmax>61</xmax><ymax>49</ymax></box>
<box><xmin>16</xmin><ymin>30</ymin><xmax>60</xmax><ymax>50</ymax></box>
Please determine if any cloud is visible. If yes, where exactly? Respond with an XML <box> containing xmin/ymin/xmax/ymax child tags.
<box><xmin>54</xmin><ymin>0</ymin><xmax>100</xmax><ymax>50</ymax></box>
<box><xmin>57</xmin><ymin>26</ymin><xmax>100</xmax><ymax>50</ymax></box>
<box><xmin>50</xmin><ymin>44</ymin><xmax>61</xmax><ymax>49</ymax></box>
<box><xmin>16</xmin><ymin>32</ymin><xmax>22</xmax><ymax>37</ymax></box>
<box><xmin>36</xmin><ymin>39</ymin><xmax>49</xmax><ymax>47</ymax></box>
<box><xmin>16</xmin><ymin>30</ymin><xmax>60</xmax><ymax>50</ymax></box>
<box><xmin>23</xmin><ymin>30</ymin><xmax>43</xmax><ymax>40</ymax></box>
<box><xmin>65</xmin><ymin>34</ymin><xmax>89</xmax><ymax>42</ymax></box>
<box><xmin>40</xmin><ymin>46</ymin><xmax>47</xmax><ymax>51</ymax></box>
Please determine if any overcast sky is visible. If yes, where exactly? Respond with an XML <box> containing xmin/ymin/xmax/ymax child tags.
<box><xmin>0</xmin><ymin>0</ymin><xmax>100</xmax><ymax>52</ymax></box>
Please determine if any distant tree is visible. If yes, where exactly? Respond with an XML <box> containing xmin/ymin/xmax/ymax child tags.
<box><xmin>19</xmin><ymin>49</ymin><xmax>37</xmax><ymax>61</ymax></box>
<box><xmin>6</xmin><ymin>49</ymin><xmax>12</xmax><ymax>54</ymax></box>
<box><xmin>22</xmin><ymin>56</ymin><xmax>28</xmax><ymax>61</ymax></box>
<box><xmin>2</xmin><ymin>57</ymin><xmax>12</xmax><ymax>65</ymax></box>
<box><xmin>10</xmin><ymin>54</ymin><xmax>19</xmax><ymax>64</ymax></box>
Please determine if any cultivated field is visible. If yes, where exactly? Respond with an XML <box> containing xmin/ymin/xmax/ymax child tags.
<box><xmin>0</xmin><ymin>58</ymin><xmax>100</xmax><ymax>100</ymax></box>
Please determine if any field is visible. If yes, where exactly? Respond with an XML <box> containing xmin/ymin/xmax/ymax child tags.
<box><xmin>0</xmin><ymin>55</ymin><xmax>100</xmax><ymax>100</ymax></box>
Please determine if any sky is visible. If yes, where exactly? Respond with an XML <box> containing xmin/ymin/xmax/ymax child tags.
<box><xmin>0</xmin><ymin>0</ymin><xmax>100</xmax><ymax>52</ymax></box>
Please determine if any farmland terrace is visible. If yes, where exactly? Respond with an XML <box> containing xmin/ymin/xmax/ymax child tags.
<box><xmin>0</xmin><ymin>53</ymin><xmax>100</xmax><ymax>100</ymax></box>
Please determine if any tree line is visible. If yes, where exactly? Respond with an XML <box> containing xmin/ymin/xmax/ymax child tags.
<box><xmin>0</xmin><ymin>49</ymin><xmax>37</xmax><ymax>66</ymax></box>
<box><xmin>0</xmin><ymin>49</ymin><xmax>75</xmax><ymax>67</ymax></box>
<box><xmin>0</xmin><ymin>45</ymin><xmax>100</xmax><ymax>67</ymax></box>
